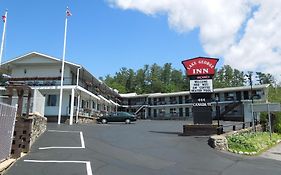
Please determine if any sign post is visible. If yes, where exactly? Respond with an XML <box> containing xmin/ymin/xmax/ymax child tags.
<box><xmin>182</xmin><ymin>57</ymin><xmax>219</xmax><ymax>125</ymax></box>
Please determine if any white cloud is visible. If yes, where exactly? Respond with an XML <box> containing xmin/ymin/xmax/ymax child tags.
<box><xmin>107</xmin><ymin>0</ymin><xmax>281</xmax><ymax>81</ymax></box>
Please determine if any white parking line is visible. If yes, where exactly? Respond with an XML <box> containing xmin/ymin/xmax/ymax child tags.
<box><xmin>80</xmin><ymin>132</ymin><xmax>85</xmax><ymax>148</ymax></box>
<box><xmin>48</xmin><ymin>130</ymin><xmax>80</xmax><ymax>133</ymax></box>
<box><xmin>39</xmin><ymin>131</ymin><xmax>85</xmax><ymax>150</ymax></box>
<box><xmin>24</xmin><ymin>160</ymin><xmax>93</xmax><ymax>175</ymax></box>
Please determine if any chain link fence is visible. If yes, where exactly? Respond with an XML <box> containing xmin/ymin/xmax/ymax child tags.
<box><xmin>0</xmin><ymin>102</ymin><xmax>17</xmax><ymax>162</ymax></box>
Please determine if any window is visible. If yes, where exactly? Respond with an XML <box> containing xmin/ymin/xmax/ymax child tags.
<box><xmin>179</xmin><ymin>96</ymin><xmax>183</xmax><ymax>104</ymax></box>
<box><xmin>47</xmin><ymin>95</ymin><xmax>57</xmax><ymax>106</ymax></box>
<box><xmin>185</xmin><ymin>95</ymin><xmax>191</xmax><ymax>103</ymax></box>
<box><xmin>185</xmin><ymin>108</ymin><xmax>190</xmax><ymax>117</ymax></box>
<box><xmin>92</xmin><ymin>101</ymin><xmax>96</xmax><ymax>109</ymax></box>
<box><xmin>148</xmin><ymin>108</ymin><xmax>151</xmax><ymax>117</ymax></box>
<box><xmin>153</xmin><ymin>109</ymin><xmax>157</xmax><ymax>117</ymax></box>
<box><xmin>170</xmin><ymin>108</ymin><xmax>176</xmax><ymax>114</ymax></box>
<box><xmin>179</xmin><ymin>108</ymin><xmax>183</xmax><ymax>117</ymax></box>
<box><xmin>74</xmin><ymin>97</ymin><xmax>77</xmax><ymax>106</ymax></box>
<box><xmin>170</xmin><ymin>97</ymin><xmax>177</xmax><ymax>104</ymax></box>
<box><xmin>243</xmin><ymin>91</ymin><xmax>249</xmax><ymax>100</ymax></box>
<box><xmin>170</xmin><ymin>108</ymin><xmax>177</xmax><ymax>117</ymax></box>
<box><xmin>82</xmin><ymin>100</ymin><xmax>85</xmax><ymax>108</ymax></box>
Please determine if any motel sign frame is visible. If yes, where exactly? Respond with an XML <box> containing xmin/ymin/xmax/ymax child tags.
<box><xmin>182</xmin><ymin>57</ymin><xmax>219</xmax><ymax>124</ymax></box>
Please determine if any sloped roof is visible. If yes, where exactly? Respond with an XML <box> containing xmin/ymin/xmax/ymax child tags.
<box><xmin>1</xmin><ymin>51</ymin><xmax>81</xmax><ymax>67</ymax></box>
<box><xmin>1</xmin><ymin>52</ymin><xmax>120</xmax><ymax>97</ymax></box>
<box><xmin>120</xmin><ymin>84</ymin><xmax>270</xmax><ymax>98</ymax></box>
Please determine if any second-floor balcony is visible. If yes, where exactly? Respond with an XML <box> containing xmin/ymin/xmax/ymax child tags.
<box><xmin>6</xmin><ymin>76</ymin><xmax>118</xmax><ymax>100</ymax></box>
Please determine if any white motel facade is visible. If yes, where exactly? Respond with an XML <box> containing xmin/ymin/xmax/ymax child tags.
<box><xmin>0</xmin><ymin>52</ymin><xmax>270</xmax><ymax>123</ymax></box>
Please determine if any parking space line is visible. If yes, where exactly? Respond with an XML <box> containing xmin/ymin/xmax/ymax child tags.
<box><xmin>80</xmin><ymin>131</ymin><xmax>85</xmax><ymax>148</ymax></box>
<box><xmin>39</xmin><ymin>131</ymin><xmax>85</xmax><ymax>150</ymax></box>
<box><xmin>24</xmin><ymin>160</ymin><xmax>93</xmax><ymax>175</ymax></box>
<box><xmin>48</xmin><ymin>130</ymin><xmax>80</xmax><ymax>133</ymax></box>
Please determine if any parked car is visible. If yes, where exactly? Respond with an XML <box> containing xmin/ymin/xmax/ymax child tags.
<box><xmin>97</xmin><ymin>112</ymin><xmax>137</xmax><ymax>124</ymax></box>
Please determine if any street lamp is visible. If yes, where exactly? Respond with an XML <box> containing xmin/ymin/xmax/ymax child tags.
<box><xmin>246</xmin><ymin>72</ymin><xmax>256</xmax><ymax>131</ymax></box>
<box><xmin>215</xmin><ymin>95</ymin><xmax>221</xmax><ymax>134</ymax></box>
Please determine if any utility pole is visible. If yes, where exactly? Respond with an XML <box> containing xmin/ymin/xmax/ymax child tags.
<box><xmin>246</xmin><ymin>71</ymin><xmax>255</xmax><ymax>131</ymax></box>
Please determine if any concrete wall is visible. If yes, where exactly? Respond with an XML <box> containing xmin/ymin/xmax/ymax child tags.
<box><xmin>32</xmin><ymin>89</ymin><xmax>45</xmax><ymax>116</ymax></box>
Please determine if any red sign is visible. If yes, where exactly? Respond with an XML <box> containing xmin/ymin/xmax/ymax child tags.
<box><xmin>182</xmin><ymin>57</ymin><xmax>219</xmax><ymax>76</ymax></box>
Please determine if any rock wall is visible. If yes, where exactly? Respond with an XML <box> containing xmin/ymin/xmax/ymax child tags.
<box><xmin>30</xmin><ymin>113</ymin><xmax>47</xmax><ymax>146</ymax></box>
<box><xmin>77</xmin><ymin>116</ymin><xmax>97</xmax><ymax>124</ymax></box>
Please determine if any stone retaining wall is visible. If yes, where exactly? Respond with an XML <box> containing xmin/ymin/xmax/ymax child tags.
<box><xmin>64</xmin><ymin>116</ymin><xmax>97</xmax><ymax>124</ymax></box>
<box><xmin>77</xmin><ymin>116</ymin><xmax>97</xmax><ymax>124</ymax></box>
<box><xmin>30</xmin><ymin>113</ymin><xmax>47</xmax><ymax>146</ymax></box>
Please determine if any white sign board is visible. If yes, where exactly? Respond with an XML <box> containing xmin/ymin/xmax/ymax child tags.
<box><xmin>190</xmin><ymin>79</ymin><xmax>213</xmax><ymax>93</ymax></box>
<box><xmin>252</xmin><ymin>103</ymin><xmax>281</xmax><ymax>112</ymax></box>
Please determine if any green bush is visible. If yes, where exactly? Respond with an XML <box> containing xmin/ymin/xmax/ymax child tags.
<box><xmin>274</xmin><ymin>112</ymin><xmax>281</xmax><ymax>133</ymax></box>
<box><xmin>227</xmin><ymin>132</ymin><xmax>281</xmax><ymax>154</ymax></box>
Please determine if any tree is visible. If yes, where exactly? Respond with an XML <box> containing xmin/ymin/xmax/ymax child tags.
<box><xmin>135</xmin><ymin>68</ymin><xmax>146</xmax><ymax>94</ymax></box>
<box><xmin>149</xmin><ymin>63</ymin><xmax>163</xmax><ymax>93</ymax></box>
<box><xmin>161</xmin><ymin>63</ymin><xmax>172</xmax><ymax>86</ymax></box>
<box><xmin>256</xmin><ymin>72</ymin><xmax>274</xmax><ymax>85</ymax></box>
<box><xmin>170</xmin><ymin>69</ymin><xmax>185</xmax><ymax>92</ymax></box>
<box><xmin>125</xmin><ymin>69</ymin><xmax>136</xmax><ymax>93</ymax></box>
<box><xmin>213</xmin><ymin>65</ymin><xmax>245</xmax><ymax>88</ymax></box>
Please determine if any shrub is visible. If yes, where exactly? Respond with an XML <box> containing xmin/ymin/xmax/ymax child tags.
<box><xmin>274</xmin><ymin>112</ymin><xmax>281</xmax><ymax>133</ymax></box>
<box><xmin>227</xmin><ymin>132</ymin><xmax>281</xmax><ymax>154</ymax></box>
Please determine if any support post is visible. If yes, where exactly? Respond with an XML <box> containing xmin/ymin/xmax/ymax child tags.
<box><xmin>267</xmin><ymin>103</ymin><xmax>272</xmax><ymax>140</ymax></box>
<box><xmin>76</xmin><ymin>94</ymin><xmax>80</xmax><ymax>123</ymax></box>
<box><xmin>17</xmin><ymin>89</ymin><xmax>24</xmax><ymax>117</ymax></box>
<box><xmin>26</xmin><ymin>91</ymin><xmax>32</xmax><ymax>117</ymax></box>
<box><xmin>69</xmin><ymin>88</ymin><xmax>75</xmax><ymax>125</ymax></box>
<box><xmin>144</xmin><ymin>107</ymin><xmax>147</xmax><ymax>119</ymax></box>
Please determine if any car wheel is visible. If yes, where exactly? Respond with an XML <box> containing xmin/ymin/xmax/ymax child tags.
<box><xmin>125</xmin><ymin>119</ymin><xmax>131</xmax><ymax>124</ymax></box>
<box><xmin>101</xmin><ymin>119</ymin><xmax>107</xmax><ymax>124</ymax></box>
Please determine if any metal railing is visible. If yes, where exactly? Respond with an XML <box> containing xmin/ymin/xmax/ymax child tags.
<box><xmin>0</xmin><ymin>102</ymin><xmax>17</xmax><ymax>162</ymax></box>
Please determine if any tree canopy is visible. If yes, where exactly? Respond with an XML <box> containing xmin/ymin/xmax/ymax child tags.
<box><xmin>102</xmin><ymin>63</ymin><xmax>275</xmax><ymax>94</ymax></box>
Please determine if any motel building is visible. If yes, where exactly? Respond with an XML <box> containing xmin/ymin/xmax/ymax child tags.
<box><xmin>0</xmin><ymin>52</ymin><xmax>120</xmax><ymax>123</ymax></box>
<box><xmin>120</xmin><ymin>85</ymin><xmax>269</xmax><ymax>122</ymax></box>
<box><xmin>0</xmin><ymin>52</ymin><xmax>270</xmax><ymax>123</ymax></box>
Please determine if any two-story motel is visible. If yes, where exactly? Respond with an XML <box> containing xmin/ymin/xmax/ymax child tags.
<box><xmin>0</xmin><ymin>52</ymin><xmax>270</xmax><ymax>123</ymax></box>
<box><xmin>0</xmin><ymin>52</ymin><xmax>120</xmax><ymax>122</ymax></box>
<box><xmin>119</xmin><ymin>84</ymin><xmax>269</xmax><ymax>122</ymax></box>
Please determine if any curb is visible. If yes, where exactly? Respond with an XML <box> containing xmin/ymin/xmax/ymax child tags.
<box><xmin>0</xmin><ymin>159</ymin><xmax>16</xmax><ymax>175</ymax></box>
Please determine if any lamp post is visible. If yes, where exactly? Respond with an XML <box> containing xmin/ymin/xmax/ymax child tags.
<box><xmin>246</xmin><ymin>72</ymin><xmax>255</xmax><ymax>131</ymax></box>
<box><xmin>215</xmin><ymin>96</ymin><xmax>221</xmax><ymax>134</ymax></box>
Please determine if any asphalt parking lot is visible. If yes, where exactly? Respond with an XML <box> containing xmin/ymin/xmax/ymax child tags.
<box><xmin>5</xmin><ymin>120</ymin><xmax>281</xmax><ymax>175</ymax></box>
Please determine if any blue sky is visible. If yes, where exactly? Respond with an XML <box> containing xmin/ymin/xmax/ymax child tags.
<box><xmin>0</xmin><ymin>0</ymin><xmax>207</xmax><ymax>78</ymax></box>
<box><xmin>1</xmin><ymin>0</ymin><xmax>281</xmax><ymax>82</ymax></box>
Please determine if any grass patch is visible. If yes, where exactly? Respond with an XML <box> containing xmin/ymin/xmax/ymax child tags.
<box><xmin>227</xmin><ymin>132</ymin><xmax>281</xmax><ymax>155</ymax></box>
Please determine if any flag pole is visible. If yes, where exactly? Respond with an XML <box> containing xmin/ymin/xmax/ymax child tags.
<box><xmin>58</xmin><ymin>8</ymin><xmax>69</xmax><ymax>124</ymax></box>
<box><xmin>0</xmin><ymin>10</ymin><xmax>8</xmax><ymax>67</ymax></box>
